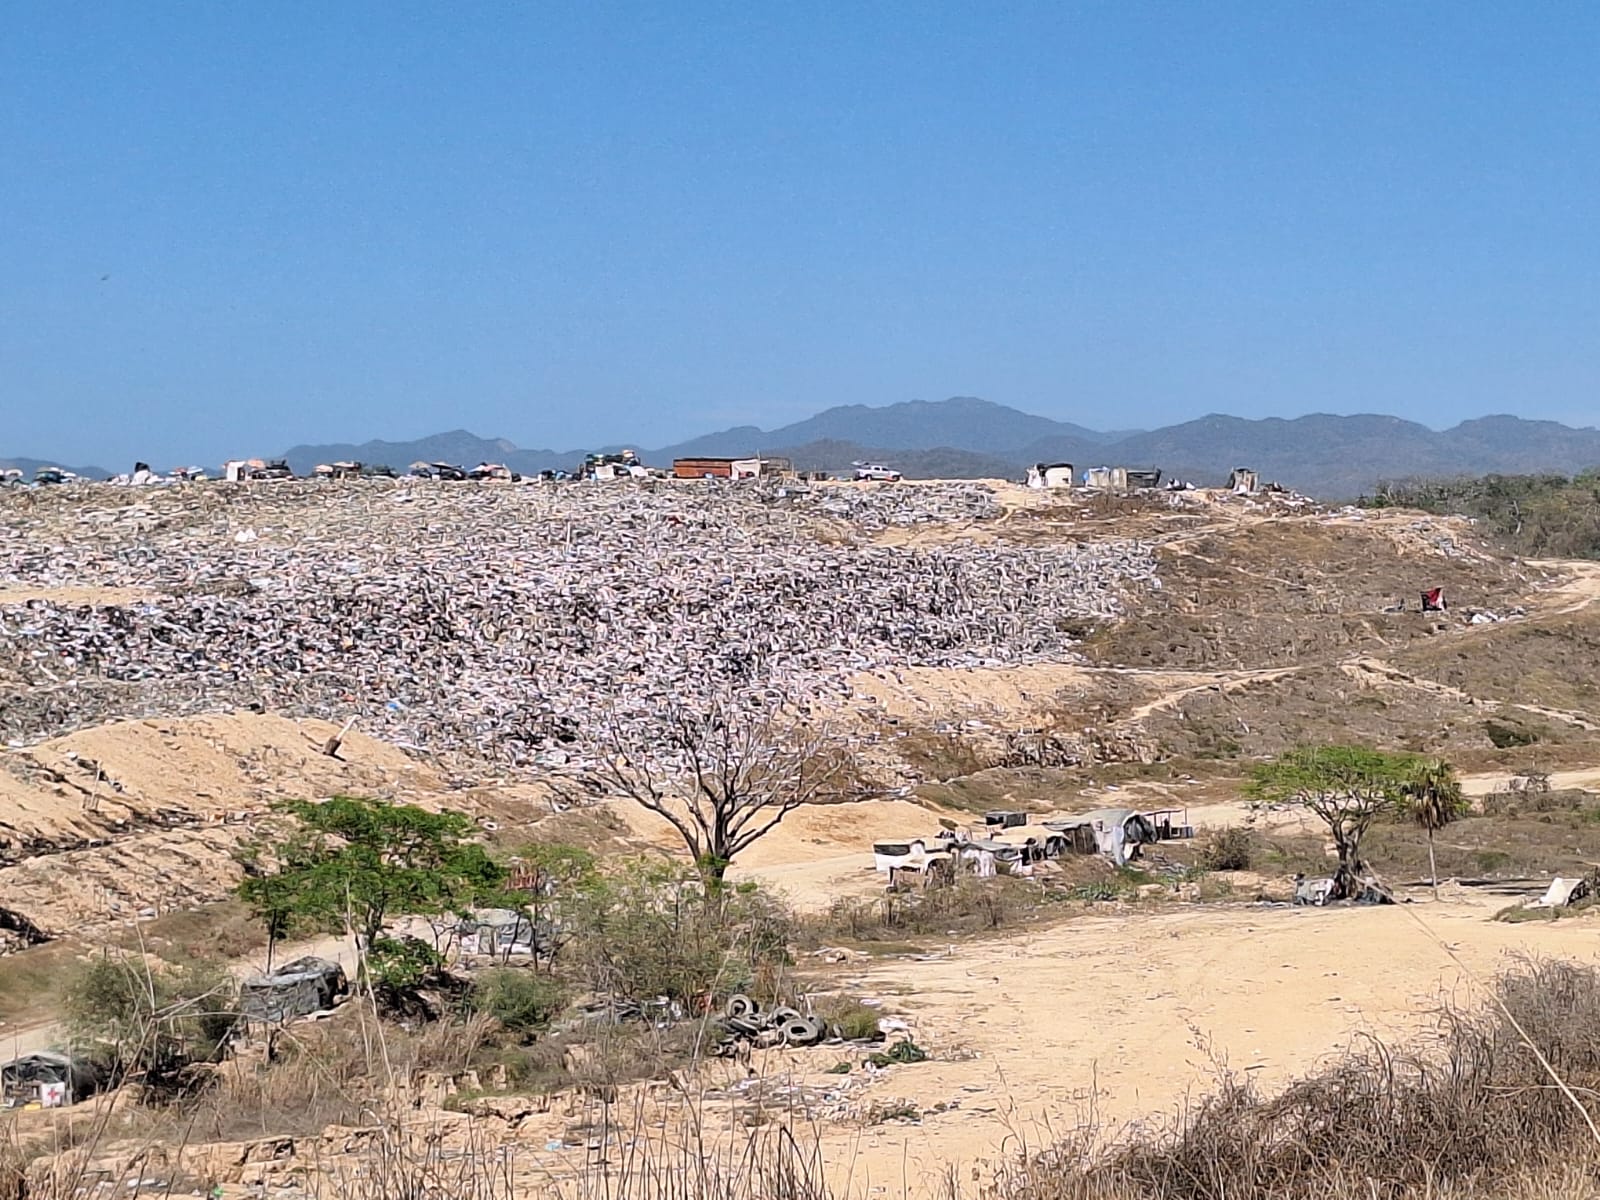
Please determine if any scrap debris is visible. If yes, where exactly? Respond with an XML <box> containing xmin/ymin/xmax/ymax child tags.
<box><xmin>0</xmin><ymin>481</ymin><xmax>1159</xmax><ymax>767</ymax></box>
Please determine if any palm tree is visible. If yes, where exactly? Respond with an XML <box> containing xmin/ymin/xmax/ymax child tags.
<box><xmin>1403</xmin><ymin>757</ymin><xmax>1467</xmax><ymax>899</ymax></box>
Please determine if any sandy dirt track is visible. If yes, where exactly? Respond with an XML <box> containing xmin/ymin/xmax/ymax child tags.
<box><xmin>807</xmin><ymin>897</ymin><xmax>1600</xmax><ymax>1190</ymax></box>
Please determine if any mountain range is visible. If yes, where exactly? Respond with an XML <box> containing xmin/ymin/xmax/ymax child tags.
<box><xmin>277</xmin><ymin>398</ymin><xmax>1600</xmax><ymax>499</ymax></box>
<box><xmin>10</xmin><ymin>398</ymin><xmax>1600</xmax><ymax>499</ymax></box>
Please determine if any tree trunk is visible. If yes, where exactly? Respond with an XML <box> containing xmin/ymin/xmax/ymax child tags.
<box><xmin>699</xmin><ymin>853</ymin><xmax>731</xmax><ymax>886</ymax></box>
<box><xmin>1427</xmin><ymin>828</ymin><xmax>1439</xmax><ymax>901</ymax></box>
<box><xmin>1333</xmin><ymin>831</ymin><xmax>1360</xmax><ymax>900</ymax></box>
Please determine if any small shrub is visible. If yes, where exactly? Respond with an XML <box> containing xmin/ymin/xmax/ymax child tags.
<box><xmin>1199</xmin><ymin>827</ymin><xmax>1254</xmax><ymax>871</ymax></box>
<box><xmin>570</xmin><ymin>861</ymin><xmax>795</xmax><ymax>1010</ymax></box>
<box><xmin>65</xmin><ymin>953</ymin><xmax>240</xmax><ymax>1086</ymax></box>
<box><xmin>367</xmin><ymin>935</ymin><xmax>444</xmax><ymax>992</ymax></box>
<box><xmin>861</xmin><ymin>1098</ymin><xmax>920</xmax><ymax>1124</ymax></box>
<box><xmin>816</xmin><ymin>995</ymin><xmax>884</xmax><ymax>1041</ymax></box>
<box><xmin>867</xmin><ymin>1040</ymin><xmax>928</xmax><ymax>1067</ymax></box>
<box><xmin>1495</xmin><ymin>903</ymin><xmax>1557</xmax><ymax>923</ymax></box>
<box><xmin>810</xmin><ymin>876</ymin><xmax>1049</xmax><ymax>942</ymax></box>
<box><xmin>1484</xmin><ymin>718</ymin><xmax>1540</xmax><ymax>748</ymax></box>
<box><xmin>468</xmin><ymin>969</ymin><xmax>567</xmax><ymax>1042</ymax></box>
<box><xmin>1067</xmin><ymin>882</ymin><xmax>1120</xmax><ymax>902</ymax></box>
<box><xmin>1474</xmin><ymin>849</ymin><xmax>1513</xmax><ymax>874</ymax></box>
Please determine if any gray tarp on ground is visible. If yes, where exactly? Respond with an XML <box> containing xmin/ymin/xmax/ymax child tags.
<box><xmin>240</xmin><ymin>955</ymin><xmax>348</xmax><ymax>1023</ymax></box>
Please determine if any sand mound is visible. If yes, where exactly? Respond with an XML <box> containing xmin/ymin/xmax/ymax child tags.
<box><xmin>0</xmin><ymin>826</ymin><xmax>246</xmax><ymax>934</ymax></box>
<box><xmin>1</xmin><ymin>711</ymin><xmax>439</xmax><ymax>848</ymax></box>
<box><xmin>849</xmin><ymin>664</ymin><xmax>1099</xmax><ymax>721</ymax></box>
<box><xmin>736</xmin><ymin>797</ymin><xmax>953</xmax><ymax>867</ymax></box>
<box><xmin>0</xmin><ymin>712</ymin><xmax>442</xmax><ymax>935</ymax></box>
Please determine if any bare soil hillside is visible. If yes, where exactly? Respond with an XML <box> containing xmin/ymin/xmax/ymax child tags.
<box><xmin>13</xmin><ymin>488</ymin><xmax>1600</xmax><ymax>1194</ymax></box>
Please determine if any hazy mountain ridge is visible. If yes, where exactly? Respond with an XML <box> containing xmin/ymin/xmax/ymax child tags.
<box><xmin>0</xmin><ymin>456</ymin><xmax>113</xmax><ymax>480</ymax></box>
<box><xmin>13</xmin><ymin>399</ymin><xmax>1600</xmax><ymax>497</ymax></box>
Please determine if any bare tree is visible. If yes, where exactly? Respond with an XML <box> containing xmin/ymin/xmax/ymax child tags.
<box><xmin>587</xmin><ymin>697</ymin><xmax>863</xmax><ymax>883</ymax></box>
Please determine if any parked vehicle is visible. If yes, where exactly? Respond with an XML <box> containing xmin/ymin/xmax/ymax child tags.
<box><xmin>409</xmin><ymin>461</ymin><xmax>469</xmax><ymax>481</ymax></box>
<box><xmin>853</xmin><ymin>462</ymin><xmax>902</xmax><ymax>482</ymax></box>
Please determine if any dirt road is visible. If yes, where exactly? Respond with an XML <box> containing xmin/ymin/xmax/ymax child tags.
<box><xmin>0</xmin><ymin>931</ymin><xmax>360</xmax><ymax>1062</ymax></box>
<box><xmin>817</xmin><ymin>896</ymin><xmax>1600</xmax><ymax>1189</ymax></box>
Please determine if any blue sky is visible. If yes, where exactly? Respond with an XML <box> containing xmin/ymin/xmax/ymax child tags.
<box><xmin>3</xmin><ymin>2</ymin><xmax>1598</xmax><ymax>467</ymax></box>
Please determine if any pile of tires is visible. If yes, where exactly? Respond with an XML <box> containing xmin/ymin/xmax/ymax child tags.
<box><xmin>712</xmin><ymin>994</ymin><xmax>829</xmax><ymax>1055</ymax></box>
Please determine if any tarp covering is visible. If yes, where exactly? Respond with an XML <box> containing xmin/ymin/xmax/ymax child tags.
<box><xmin>240</xmin><ymin>956</ymin><xmax>348</xmax><ymax>1023</ymax></box>
<box><xmin>1538</xmin><ymin>877</ymin><xmax>1591</xmax><ymax>908</ymax></box>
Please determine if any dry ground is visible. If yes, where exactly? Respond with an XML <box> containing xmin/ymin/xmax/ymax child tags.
<box><xmin>12</xmin><ymin>496</ymin><xmax>1600</xmax><ymax>1193</ymax></box>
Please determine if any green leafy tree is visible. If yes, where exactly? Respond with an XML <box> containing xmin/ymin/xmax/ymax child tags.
<box><xmin>1402</xmin><ymin>757</ymin><xmax>1469</xmax><ymax>899</ymax></box>
<box><xmin>232</xmin><ymin>840</ymin><xmax>302</xmax><ymax>970</ymax></box>
<box><xmin>237</xmin><ymin>796</ymin><xmax>505</xmax><ymax>957</ymax></box>
<box><xmin>1248</xmin><ymin>746</ymin><xmax>1420</xmax><ymax>896</ymax></box>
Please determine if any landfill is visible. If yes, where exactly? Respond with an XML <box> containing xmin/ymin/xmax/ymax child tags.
<box><xmin>0</xmin><ymin>480</ymin><xmax>1159</xmax><ymax>767</ymax></box>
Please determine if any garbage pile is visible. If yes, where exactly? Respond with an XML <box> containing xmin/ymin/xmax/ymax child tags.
<box><xmin>711</xmin><ymin>994</ymin><xmax>830</xmax><ymax>1054</ymax></box>
<box><xmin>0</xmin><ymin>481</ymin><xmax>1159</xmax><ymax>762</ymax></box>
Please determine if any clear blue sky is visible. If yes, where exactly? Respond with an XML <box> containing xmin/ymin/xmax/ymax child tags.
<box><xmin>4</xmin><ymin>3</ymin><xmax>1598</xmax><ymax>467</ymax></box>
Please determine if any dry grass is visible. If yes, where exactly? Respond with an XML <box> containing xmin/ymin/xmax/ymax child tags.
<box><xmin>1394</xmin><ymin>609</ymin><xmax>1600</xmax><ymax>721</ymax></box>
<box><xmin>18</xmin><ymin>960</ymin><xmax>1600</xmax><ymax>1200</ymax></box>
<box><xmin>1364</xmin><ymin>801</ymin><xmax>1600</xmax><ymax>881</ymax></box>
<box><xmin>122</xmin><ymin>899</ymin><xmax>267</xmax><ymax>966</ymax></box>
<box><xmin>891</xmin><ymin>729</ymin><xmax>999</xmax><ymax>782</ymax></box>
<box><xmin>0</xmin><ymin>938</ymin><xmax>85</xmax><ymax>1028</ymax></box>
<box><xmin>1084</xmin><ymin>522</ymin><xmax>1520</xmax><ymax>671</ymax></box>
<box><xmin>987</xmin><ymin>957</ymin><xmax>1600</xmax><ymax>1200</ymax></box>
<box><xmin>809</xmin><ymin>875</ymin><xmax>1061</xmax><ymax>943</ymax></box>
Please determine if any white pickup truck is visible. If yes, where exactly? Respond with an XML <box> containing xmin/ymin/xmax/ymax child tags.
<box><xmin>852</xmin><ymin>462</ymin><xmax>902</xmax><ymax>481</ymax></box>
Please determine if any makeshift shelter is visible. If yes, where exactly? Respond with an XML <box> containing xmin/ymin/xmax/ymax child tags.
<box><xmin>1044</xmin><ymin>808</ymin><xmax>1158</xmax><ymax>866</ymax></box>
<box><xmin>1025</xmin><ymin>462</ymin><xmax>1074</xmax><ymax>489</ymax></box>
<box><xmin>461</xmin><ymin>908</ymin><xmax>539</xmax><ymax>957</ymax></box>
<box><xmin>873</xmin><ymin>839</ymin><xmax>932</xmax><ymax>874</ymax></box>
<box><xmin>1537</xmin><ymin>877</ymin><xmax>1592</xmax><ymax>908</ymax></box>
<box><xmin>673</xmin><ymin>456</ymin><xmax>789</xmax><ymax>480</ymax></box>
<box><xmin>240</xmin><ymin>956</ymin><xmax>348</xmax><ymax>1023</ymax></box>
<box><xmin>1228</xmin><ymin>467</ymin><xmax>1259</xmax><ymax>494</ymax></box>
<box><xmin>1</xmin><ymin>1052</ymin><xmax>102</xmax><ymax>1109</ymax></box>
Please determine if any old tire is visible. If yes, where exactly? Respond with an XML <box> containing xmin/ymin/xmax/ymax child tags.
<box><xmin>779</xmin><ymin>1019</ymin><xmax>815</xmax><ymax>1047</ymax></box>
<box><xmin>725</xmin><ymin>994</ymin><xmax>757</xmax><ymax>1021</ymax></box>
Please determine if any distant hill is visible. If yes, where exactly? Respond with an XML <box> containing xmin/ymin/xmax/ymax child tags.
<box><xmin>19</xmin><ymin>397</ymin><xmax>1600</xmax><ymax>497</ymax></box>
<box><xmin>0</xmin><ymin>456</ymin><xmax>112</xmax><ymax>480</ymax></box>
<box><xmin>275</xmin><ymin>401</ymin><xmax>1600</xmax><ymax>497</ymax></box>
<box><xmin>767</xmin><ymin>439</ymin><xmax>1022</xmax><ymax>480</ymax></box>
<box><xmin>279</xmin><ymin>430</ymin><xmax>564</xmax><ymax>477</ymax></box>
<box><xmin>656</xmin><ymin>397</ymin><xmax>1113</xmax><ymax>459</ymax></box>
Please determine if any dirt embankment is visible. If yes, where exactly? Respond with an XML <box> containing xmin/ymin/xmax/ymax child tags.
<box><xmin>0</xmin><ymin>712</ymin><xmax>438</xmax><ymax>936</ymax></box>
